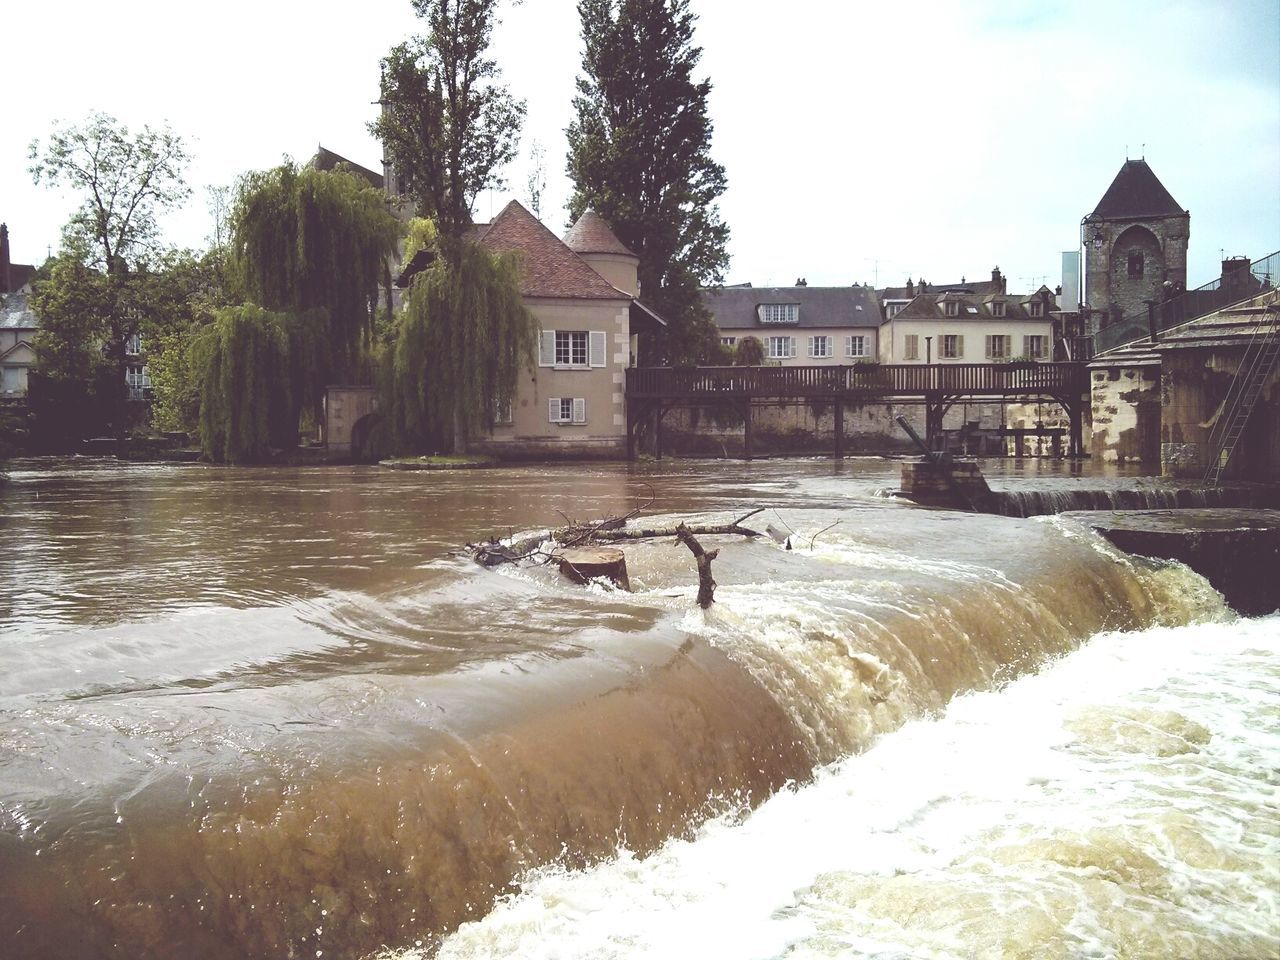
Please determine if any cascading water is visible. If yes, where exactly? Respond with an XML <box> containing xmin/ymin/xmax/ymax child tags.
<box><xmin>0</xmin><ymin>458</ymin><xmax>1266</xmax><ymax>959</ymax></box>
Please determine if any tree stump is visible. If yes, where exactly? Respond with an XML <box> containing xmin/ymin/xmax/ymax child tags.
<box><xmin>555</xmin><ymin>546</ymin><xmax>631</xmax><ymax>591</ymax></box>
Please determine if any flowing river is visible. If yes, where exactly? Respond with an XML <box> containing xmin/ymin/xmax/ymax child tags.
<box><xmin>0</xmin><ymin>458</ymin><xmax>1274</xmax><ymax>959</ymax></box>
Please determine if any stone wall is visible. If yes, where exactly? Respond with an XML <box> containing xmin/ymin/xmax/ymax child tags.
<box><xmin>1089</xmin><ymin>364</ymin><xmax>1160</xmax><ymax>465</ymax></box>
<box><xmin>1161</xmin><ymin>348</ymin><xmax>1280</xmax><ymax>480</ymax></box>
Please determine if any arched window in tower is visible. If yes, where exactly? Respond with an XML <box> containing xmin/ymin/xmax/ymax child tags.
<box><xmin>1128</xmin><ymin>250</ymin><xmax>1144</xmax><ymax>278</ymax></box>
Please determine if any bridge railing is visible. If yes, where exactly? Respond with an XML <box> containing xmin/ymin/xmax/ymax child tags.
<box><xmin>626</xmin><ymin>362</ymin><xmax>1088</xmax><ymax>398</ymax></box>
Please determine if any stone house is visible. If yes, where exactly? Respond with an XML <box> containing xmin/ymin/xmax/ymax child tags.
<box><xmin>1</xmin><ymin>224</ymin><xmax>39</xmax><ymax>398</ymax></box>
<box><xmin>702</xmin><ymin>283</ymin><xmax>881</xmax><ymax>364</ymax></box>
<box><xmin>395</xmin><ymin>201</ymin><xmax>664</xmax><ymax>459</ymax></box>
<box><xmin>879</xmin><ymin>285</ymin><xmax>1056</xmax><ymax>364</ymax></box>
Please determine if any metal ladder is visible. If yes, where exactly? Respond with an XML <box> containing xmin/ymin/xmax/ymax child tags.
<box><xmin>1204</xmin><ymin>310</ymin><xmax>1280</xmax><ymax>485</ymax></box>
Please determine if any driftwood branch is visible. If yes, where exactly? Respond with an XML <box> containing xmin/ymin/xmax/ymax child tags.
<box><xmin>675</xmin><ymin>523</ymin><xmax>718</xmax><ymax>608</ymax></box>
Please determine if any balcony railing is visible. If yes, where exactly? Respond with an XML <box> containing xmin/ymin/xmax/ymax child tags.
<box><xmin>1093</xmin><ymin>250</ymin><xmax>1278</xmax><ymax>355</ymax></box>
<box><xmin>626</xmin><ymin>362</ymin><xmax>1088</xmax><ymax>399</ymax></box>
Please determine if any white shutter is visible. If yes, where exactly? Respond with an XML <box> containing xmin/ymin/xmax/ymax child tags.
<box><xmin>539</xmin><ymin>331</ymin><xmax>556</xmax><ymax>367</ymax></box>
<box><xmin>789</xmin><ymin>337</ymin><xmax>797</xmax><ymax>358</ymax></box>
<box><xmin>845</xmin><ymin>336</ymin><xmax>853</xmax><ymax>357</ymax></box>
<box><xmin>548</xmin><ymin>397</ymin><xmax>561</xmax><ymax>423</ymax></box>
<box><xmin>807</xmin><ymin>336</ymin><xmax>816</xmax><ymax>358</ymax></box>
<box><xmin>589</xmin><ymin>330</ymin><xmax>607</xmax><ymax>367</ymax></box>
<box><xmin>572</xmin><ymin>398</ymin><xmax>586</xmax><ymax>423</ymax></box>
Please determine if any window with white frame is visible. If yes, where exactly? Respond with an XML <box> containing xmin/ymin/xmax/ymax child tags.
<box><xmin>808</xmin><ymin>335</ymin><xmax>832</xmax><ymax>358</ymax></box>
<box><xmin>1029</xmin><ymin>301</ymin><xmax>1044</xmax><ymax>317</ymax></box>
<box><xmin>903</xmin><ymin>334</ymin><xmax>919</xmax><ymax>360</ymax></box>
<box><xmin>493</xmin><ymin>399</ymin><xmax>513</xmax><ymax>425</ymax></box>
<box><xmin>556</xmin><ymin>330</ymin><xmax>587</xmax><ymax>366</ymax></box>
<box><xmin>125</xmin><ymin>332</ymin><xmax>142</xmax><ymax>355</ymax></box>
<box><xmin>540</xmin><ymin>330</ymin><xmax>607</xmax><ymax>368</ymax></box>
<box><xmin>548</xmin><ymin>397</ymin><xmax>586</xmax><ymax>424</ymax></box>
<box><xmin>759</xmin><ymin>303</ymin><xmax>799</xmax><ymax>324</ymax></box>
<box><xmin>985</xmin><ymin>334</ymin><xmax>1012</xmax><ymax>359</ymax></box>
<box><xmin>1024</xmin><ymin>335</ymin><xmax>1047</xmax><ymax>359</ymax></box>
<box><xmin>942</xmin><ymin>334</ymin><xmax>964</xmax><ymax>359</ymax></box>
<box><xmin>845</xmin><ymin>335</ymin><xmax>867</xmax><ymax>358</ymax></box>
<box><xmin>126</xmin><ymin>364</ymin><xmax>150</xmax><ymax>399</ymax></box>
<box><xmin>720</xmin><ymin>336</ymin><xmax>737</xmax><ymax>347</ymax></box>
<box><xmin>944</xmin><ymin>300</ymin><xmax>959</xmax><ymax>317</ymax></box>
<box><xmin>766</xmin><ymin>335</ymin><xmax>795</xmax><ymax>359</ymax></box>
<box><xmin>990</xmin><ymin>300</ymin><xmax>1006</xmax><ymax>317</ymax></box>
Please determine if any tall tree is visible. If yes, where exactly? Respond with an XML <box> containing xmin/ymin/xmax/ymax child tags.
<box><xmin>29</xmin><ymin>113</ymin><xmax>191</xmax><ymax>441</ymax></box>
<box><xmin>566</xmin><ymin>0</ymin><xmax>730</xmax><ymax>364</ymax></box>
<box><xmin>230</xmin><ymin>161</ymin><xmax>402</xmax><ymax>386</ymax></box>
<box><xmin>388</xmin><ymin>242</ymin><xmax>536</xmax><ymax>452</ymax></box>
<box><xmin>373</xmin><ymin>0</ymin><xmax>527</xmax><ymax>253</ymax></box>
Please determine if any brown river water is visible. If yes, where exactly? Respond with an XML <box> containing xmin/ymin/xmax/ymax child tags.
<box><xmin>0</xmin><ymin>458</ymin><xmax>1273</xmax><ymax>959</ymax></box>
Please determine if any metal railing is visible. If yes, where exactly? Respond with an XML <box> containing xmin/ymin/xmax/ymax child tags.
<box><xmin>626</xmin><ymin>362</ymin><xmax>1088</xmax><ymax>399</ymax></box>
<box><xmin>1093</xmin><ymin>250</ymin><xmax>1278</xmax><ymax>355</ymax></box>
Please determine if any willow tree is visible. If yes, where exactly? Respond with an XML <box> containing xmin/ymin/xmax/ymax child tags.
<box><xmin>231</xmin><ymin>162</ymin><xmax>401</xmax><ymax>387</ymax></box>
<box><xmin>390</xmin><ymin>241</ymin><xmax>536</xmax><ymax>451</ymax></box>
<box><xmin>192</xmin><ymin>304</ymin><xmax>328</xmax><ymax>463</ymax></box>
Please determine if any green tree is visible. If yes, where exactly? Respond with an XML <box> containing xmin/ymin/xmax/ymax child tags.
<box><xmin>734</xmin><ymin>335</ymin><xmax>764</xmax><ymax>365</ymax></box>
<box><xmin>566</xmin><ymin>0</ymin><xmax>730</xmax><ymax>364</ymax></box>
<box><xmin>373</xmin><ymin>0</ymin><xmax>526</xmax><ymax>252</ymax></box>
<box><xmin>389</xmin><ymin>241</ymin><xmax>536</xmax><ymax>451</ymax></box>
<box><xmin>231</xmin><ymin>161</ymin><xmax>402</xmax><ymax>386</ymax></box>
<box><xmin>29</xmin><ymin>113</ymin><xmax>191</xmax><ymax>442</ymax></box>
<box><xmin>192</xmin><ymin>304</ymin><xmax>328</xmax><ymax>463</ymax></box>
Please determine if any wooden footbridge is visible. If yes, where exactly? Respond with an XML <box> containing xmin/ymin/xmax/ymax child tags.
<box><xmin>625</xmin><ymin>362</ymin><xmax>1090</xmax><ymax>460</ymax></box>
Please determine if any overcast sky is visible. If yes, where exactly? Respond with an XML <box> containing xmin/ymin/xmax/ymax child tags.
<box><xmin>5</xmin><ymin>0</ymin><xmax>1278</xmax><ymax>299</ymax></box>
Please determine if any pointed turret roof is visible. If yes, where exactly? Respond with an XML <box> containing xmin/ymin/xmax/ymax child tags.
<box><xmin>563</xmin><ymin>209</ymin><xmax>637</xmax><ymax>258</ymax></box>
<box><xmin>480</xmin><ymin>201</ymin><xmax>627</xmax><ymax>299</ymax></box>
<box><xmin>1089</xmin><ymin>159</ymin><xmax>1185</xmax><ymax>220</ymax></box>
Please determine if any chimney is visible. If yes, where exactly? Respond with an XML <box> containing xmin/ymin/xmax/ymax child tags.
<box><xmin>906</xmin><ymin>277</ymin><xmax>915</xmax><ymax>297</ymax></box>
<box><xmin>796</xmin><ymin>277</ymin><xmax>807</xmax><ymax>287</ymax></box>
<box><xmin>1</xmin><ymin>223</ymin><xmax>11</xmax><ymax>294</ymax></box>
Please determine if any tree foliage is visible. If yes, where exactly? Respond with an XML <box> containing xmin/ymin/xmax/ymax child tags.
<box><xmin>734</xmin><ymin>335</ymin><xmax>764</xmax><ymax>366</ymax></box>
<box><xmin>28</xmin><ymin>114</ymin><xmax>192</xmax><ymax>441</ymax></box>
<box><xmin>29</xmin><ymin>112</ymin><xmax>192</xmax><ymax>273</ymax></box>
<box><xmin>231</xmin><ymin>162</ymin><xmax>401</xmax><ymax>383</ymax></box>
<box><xmin>373</xmin><ymin>0</ymin><xmax>526</xmax><ymax>250</ymax></box>
<box><xmin>192</xmin><ymin>305</ymin><xmax>328</xmax><ymax>463</ymax></box>
<box><xmin>388</xmin><ymin>241</ymin><xmax>537</xmax><ymax>450</ymax></box>
<box><xmin>566</xmin><ymin>0</ymin><xmax>729</xmax><ymax>364</ymax></box>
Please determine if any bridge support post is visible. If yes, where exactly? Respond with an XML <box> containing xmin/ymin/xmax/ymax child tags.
<box><xmin>742</xmin><ymin>400</ymin><xmax>754</xmax><ymax>460</ymax></box>
<box><xmin>652</xmin><ymin>406</ymin><xmax>664</xmax><ymax>461</ymax></box>
<box><xmin>1069</xmin><ymin>401</ymin><xmax>1084</xmax><ymax>459</ymax></box>
<box><xmin>833</xmin><ymin>401</ymin><xmax>845</xmax><ymax>460</ymax></box>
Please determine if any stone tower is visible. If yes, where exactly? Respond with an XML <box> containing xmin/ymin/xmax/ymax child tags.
<box><xmin>1082</xmin><ymin>159</ymin><xmax>1189</xmax><ymax>327</ymax></box>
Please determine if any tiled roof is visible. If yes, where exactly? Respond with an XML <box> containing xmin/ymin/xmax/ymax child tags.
<box><xmin>564</xmin><ymin>210</ymin><xmax>636</xmax><ymax>257</ymax></box>
<box><xmin>310</xmin><ymin>146</ymin><xmax>385</xmax><ymax>191</ymax></box>
<box><xmin>479</xmin><ymin>201</ymin><xmax>625</xmax><ymax>300</ymax></box>
<box><xmin>704</xmin><ymin>284</ymin><xmax>882</xmax><ymax>330</ymax></box>
<box><xmin>889</xmin><ymin>291</ymin><xmax>1046</xmax><ymax>323</ymax></box>
<box><xmin>879</xmin><ymin>272</ymin><xmax>1005</xmax><ymax>301</ymax></box>
<box><xmin>1089</xmin><ymin>160</ymin><xmax>1185</xmax><ymax>220</ymax></box>
<box><xmin>0</xmin><ymin>291</ymin><xmax>38</xmax><ymax>330</ymax></box>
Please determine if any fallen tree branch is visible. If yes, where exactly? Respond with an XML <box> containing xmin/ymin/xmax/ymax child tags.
<box><xmin>675</xmin><ymin>523</ymin><xmax>718</xmax><ymax>608</ymax></box>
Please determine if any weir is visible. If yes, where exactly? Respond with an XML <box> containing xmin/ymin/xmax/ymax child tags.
<box><xmin>0</xmin><ymin>461</ymin><xmax>1249</xmax><ymax>958</ymax></box>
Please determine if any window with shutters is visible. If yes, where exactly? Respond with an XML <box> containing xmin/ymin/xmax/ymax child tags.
<box><xmin>903</xmin><ymin>334</ymin><xmax>919</xmax><ymax>360</ymax></box>
<box><xmin>1024</xmin><ymin>335</ymin><xmax>1047</xmax><ymax>359</ymax></box>
<box><xmin>808</xmin><ymin>335</ymin><xmax>832</xmax><ymax>358</ymax></box>
<box><xmin>942</xmin><ymin>334</ymin><xmax>963</xmax><ymax>359</ymax></box>
<box><xmin>845</xmin><ymin>335</ymin><xmax>867</xmax><ymax>358</ymax></box>
<box><xmin>540</xmin><ymin>330</ymin><xmax>608</xmax><ymax>368</ymax></box>
<box><xmin>985</xmin><ymin>334</ymin><xmax>1011</xmax><ymax>359</ymax></box>
<box><xmin>766</xmin><ymin>335</ymin><xmax>795</xmax><ymax>359</ymax></box>
<box><xmin>548</xmin><ymin>398</ymin><xmax>586</xmax><ymax>424</ymax></box>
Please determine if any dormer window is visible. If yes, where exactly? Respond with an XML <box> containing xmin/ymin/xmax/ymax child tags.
<box><xmin>759</xmin><ymin>303</ymin><xmax>799</xmax><ymax>324</ymax></box>
<box><xmin>944</xmin><ymin>300</ymin><xmax>959</xmax><ymax>317</ymax></box>
<box><xmin>991</xmin><ymin>300</ymin><xmax>1006</xmax><ymax>318</ymax></box>
<box><xmin>1029</xmin><ymin>302</ymin><xmax>1044</xmax><ymax>317</ymax></box>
